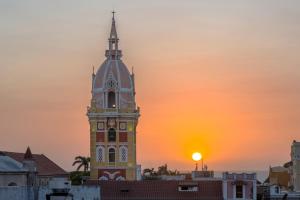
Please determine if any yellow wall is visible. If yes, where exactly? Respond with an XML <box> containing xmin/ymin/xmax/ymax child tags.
<box><xmin>89</xmin><ymin>117</ymin><xmax>138</xmax><ymax>180</ymax></box>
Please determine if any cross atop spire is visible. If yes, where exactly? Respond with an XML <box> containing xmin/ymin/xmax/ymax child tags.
<box><xmin>105</xmin><ymin>11</ymin><xmax>122</xmax><ymax>59</ymax></box>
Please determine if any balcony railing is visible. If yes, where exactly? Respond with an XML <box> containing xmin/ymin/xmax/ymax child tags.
<box><xmin>87</xmin><ymin>106</ymin><xmax>140</xmax><ymax>114</ymax></box>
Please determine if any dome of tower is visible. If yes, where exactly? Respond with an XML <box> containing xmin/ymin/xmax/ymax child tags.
<box><xmin>93</xmin><ymin>59</ymin><xmax>133</xmax><ymax>90</ymax></box>
<box><xmin>91</xmin><ymin>13</ymin><xmax>136</xmax><ymax>110</ymax></box>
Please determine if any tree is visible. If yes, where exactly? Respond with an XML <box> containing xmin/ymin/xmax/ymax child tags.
<box><xmin>157</xmin><ymin>164</ymin><xmax>169</xmax><ymax>175</ymax></box>
<box><xmin>157</xmin><ymin>164</ymin><xmax>179</xmax><ymax>176</ymax></box>
<box><xmin>72</xmin><ymin>156</ymin><xmax>90</xmax><ymax>172</ymax></box>
<box><xmin>168</xmin><ymin>169</ymin><xmax>179</xmax><ymax>175</ymax></box>
<box><xmin>70</xmin><ymin>171</ymin><xmax>90</xmax><ymax>185</ymax></box>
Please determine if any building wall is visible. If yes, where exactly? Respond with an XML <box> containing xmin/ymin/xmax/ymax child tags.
<box><xmin>38</xmin><ymin>185</ymin><xmax>101</xmax><ymax>200</ymax></box>
<box><xmin>223</xmin><ymin>172</ymin><xmax>257</xmax><ymax>200</ymax></box>
<box><xmin>38</xmin><ymin>176</ymin><xmax>51</xmax><ymax>186</ymax></box>
<box><xmin>89</xmin><ymin>115</ymin><xmax>138</xmax><ymax>181</ymax></box>
<box><xmin>0</xmin><ymin>174</ymin><xmax>27</xmax><ymax>186</ymax></box>
<box><xmin>268</xmin><ymin>168</ymin><xmax>290</xmax><ymax>189</ymax></box>
<box><xmin>291</xmin><ymin>141</ymin><xmax>300</xmax><ymax>191</ymax></box>
<box><xmin>0</xmin><ymin>186</ymin><xmax>32</xmax><ymax>200</ymax></box>
<box><xmin>0</xmin><ymin>185</ymin><xmax>100</xmax><ymax>200</ymax></box>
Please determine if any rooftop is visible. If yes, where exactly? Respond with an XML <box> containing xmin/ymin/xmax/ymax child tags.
<box><xmin>86</xmin><ymin>180</ymin><xmax>223</xmax><ymax>200</ymax></box>
<box><xmin>1</xmin><ymin>150</ymin><xmax>68</xmax><ymax>176</ymax></box>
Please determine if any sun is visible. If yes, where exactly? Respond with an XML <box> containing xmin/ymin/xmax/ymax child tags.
<box><xmin>192</xmin><ymin>152</ymin><xmax>202</xmax><ymax>161</ymax></box>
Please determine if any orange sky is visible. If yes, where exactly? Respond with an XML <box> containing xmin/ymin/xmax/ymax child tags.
<box><xmin>0</xmin><ymin>1</ymin><xmax>300</xmax><ymax>172</ymax></box>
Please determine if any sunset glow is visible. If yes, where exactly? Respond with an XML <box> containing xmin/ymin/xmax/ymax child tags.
<box><xmin>192</xmin><ymin>152</ymin><xmax>202</xmax><ymax>162</ymax></box>
<box><xmin>0</xmin><ymin>1</ymin><xmax>300</xmax><ymax>173</ymax></box>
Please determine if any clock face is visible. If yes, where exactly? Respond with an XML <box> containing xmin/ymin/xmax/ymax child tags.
<box><xmin>119</xmin><ymin>122</ymin><xmax>127</xmax><ymax>130</ymax></box>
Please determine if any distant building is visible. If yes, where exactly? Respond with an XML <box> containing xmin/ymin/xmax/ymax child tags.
<box><xmin>0</xmin><ymin>148</ymin><xmax>100</xmax><ymax>200</ymax></box>
<box><xmin>85</xmin><ymin>171</ymin><xmax>257</xmax><ymax>200</ymax></box>
<box><xmin>267</xmin><ymin>166</ymin><xmax>290</xmax><ymax>190</ymax></box>
<box><xmin>263</xmin><ymin>140</ymin><xmax>300</xmax><ymax>193</ymax></box>
<box><xmin>1</xmin><ymin>147</ymin><xmax>68</xmax><ymax>186</ymax></box>
<box><xmin>38</xmin><ymin>178</ymin><xmax>100</xmax><ymax>200</ymax></box>
<box><xmin>291</xmin><ymin>140</ymin><xmax>300</xmax><ymax>191</ymax></box>
<box><xmin>222</xmin><ymin>172</ymin><xmax>257</xmax><ymax>200</ymax></box>
<box><xmin>87</xmin><ymin>12</ymin><xmax>140</xmax><ymax>181</ymax></box>
<box><xmin>86</xmin><ymin>180</ymin><xmax>223</xmax><ymax>200</ymax></box>
<box><xmin>258</xmin><ymin>184</ymin><xmax>300</xmax><ymax>200</ymax></box>
<box><xmin>192</xmin><ymin>170</ymin><xmax>214</xmax><ymax>179</ymax></box>
<box><xmin>0</xmin><ymin>152</ymin><xmax>31</xmax><ymax>187</ymax></box>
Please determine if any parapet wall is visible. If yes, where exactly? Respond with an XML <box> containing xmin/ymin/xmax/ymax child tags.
<box><xmin>0</xmin><ymin>185</ymin><xmax>100</xmax><ymax>200</ymax></box>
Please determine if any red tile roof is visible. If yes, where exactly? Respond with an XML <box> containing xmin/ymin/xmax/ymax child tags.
<box><xmin>86</xmin><ymin>180</ymin><xmax>223</xmax><ymax>200</ymax></box>
<box><xmin>2</xmin><ymin>151</ymin><xmax>68</xmax><ymax>176</ymax></box>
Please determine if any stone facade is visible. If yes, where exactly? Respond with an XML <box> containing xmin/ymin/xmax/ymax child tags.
<box><xmin>291</xmin><ymin>140</ymin><xmax>300</xmax><ymax>191</ymax></box>
<box><xmin>0</xmin><ymin>151</ymin><xmax>36</xmax><ymax>187</ymax></box>
<box><xmin>88</xmin><ymin>13</ymin><xmax>140</xmax><ymax>181</ymax></box>
<box><xmin>0</xmin><ymin>173</ymin><xmax>28</xmax><ymax>187</ymax></box>
<box><xmin>0</xmin><ymin>186</ymin><xmax>33</xmax><ymax>200</ymax></box>
<box><xmin>38</xmin><ymin>185</ymin><xmax>100</xmax><ymax>200</ymax></box>
<box><xmin>1</xmin><ymin>147</ymin><xmax>68</xmax><ymax>187</ymax></box>
<box><xmin>268</xmin><ymin>166</ymin><xmax>290</xmax><ymax>190</ymax></box>
<box><xmin>0</xmin><ymin>185</ymin><xmax>100</xmax><ymax>200</ymax></box>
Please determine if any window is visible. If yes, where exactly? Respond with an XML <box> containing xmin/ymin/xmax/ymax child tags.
<box><xmin>275</xmin><ymin>186</ymin><xmax>280</xmax><ymax>194</ymax></box>
<box><xmin>109</xmin><ymin>148</ymin><xmax>116</xmax><ymax>163</ymax></box>
<box><xmin>119</xmin><ymin>146</ymin><xmax>128</xmax><ymax>162</ymax></box>
<box><xmin>96</xmin><ymin>146</ymin><xmax>105</xmax><ymax>162</ymax></box>
<box><xmin>108</xmin><ymin>128</ymin><xmax>116</xmax><ymax>142</ymax></box>
<box><xmin>8</xmin><ymin>182</ymin><xmax>17</xmax><ymax>186</ymax></box>
<box><xmin>178</xmin><ymin>186</ymin><xmax>198</xmax><ymax>192</ymax></box>
<box><xmin>236</xmin><ymin>185</ymin><xmax>243</xmax><ymax>198</ymax></box>
<box><xmin>108</xmin><ymin>91</ymin><xmax>116</xmax><ymax>108</ymax></box>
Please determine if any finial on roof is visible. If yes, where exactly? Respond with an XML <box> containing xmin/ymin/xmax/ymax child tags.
<box><xmin>112</xmin><ymin>10</ymin><xmax>115</xmax><ymax>19</ymax></box>
<box><xmin>109</xmin><ymin>10</ymin><xmax>118</xmax><ymax>40</ymax></box>
<box><xmin>106</xmin><ymin>11</ymin><xmax>122</xmax><ymax>59</ymax></box>
<box><xmin>92</xmin><ymin>65</ymin><xmax>95</xmax><ymax>75</ymax></box>
<box><xmin>24</xmin><ymin>146</ymin><xmax>33</xmax><ymax>160</ymax></box>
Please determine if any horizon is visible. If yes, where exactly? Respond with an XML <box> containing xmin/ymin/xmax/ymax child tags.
<box><xmin>1</xmin><ymin>1</ymin><xmax>300</xmax><ymax>173</ymax></box>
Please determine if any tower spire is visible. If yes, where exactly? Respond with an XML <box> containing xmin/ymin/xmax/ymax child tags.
<box><xmin>105</xmin><ymin>11</ymin><xmax>122</xmax><ymax>59</ymax></box>
<box><xmin>110</xmin><ymin>10</ymin><xmax>118</xmax><ymax>40</ymax></box>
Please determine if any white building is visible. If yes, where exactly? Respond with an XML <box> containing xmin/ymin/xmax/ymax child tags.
<box><xmin>223</xmin><ymin>172</ymin><xmax>257</xmax><ymax>200</ymax></box>
<box><xmin>291</xmin><ymin>140</ymin><xmax>300</xmax><ymax>191</ymax></box>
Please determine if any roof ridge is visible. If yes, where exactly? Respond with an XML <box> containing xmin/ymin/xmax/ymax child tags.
<box><xmin>39</xmin><ymin>154</ymin><xmax>67</xmax><ymax>173</ymax></box>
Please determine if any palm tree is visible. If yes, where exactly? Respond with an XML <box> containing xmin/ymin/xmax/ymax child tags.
<box><xmin>72</xmin><ymin>156</ymin><xmax>90</xmax><ymax>172</ymax></box>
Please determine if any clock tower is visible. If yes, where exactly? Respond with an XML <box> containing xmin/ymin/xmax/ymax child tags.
<box><xmin>87</xmin><ymin>12</ymin><xmax>140</xmax><ymax>180</ymax></box>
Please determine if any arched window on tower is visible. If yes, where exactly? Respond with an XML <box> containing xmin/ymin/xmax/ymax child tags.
<box><xmin>108</xmin><ymin>91</ymin><xmax>116</xmax><ymax>108</ymax></box>
<box><xmin>108</xmin><ymin>128</ymin><xmax>116</xmax><ymax>142</ymax></box>
<box><xmin>96</xmin><ymin>146</ymin><xmax>105</xmax><ymax>162</ymax></box>
<box><xmin>119</xmin><ymin>146</ymin><xmax>128</xmax><ymax>162</ymax></box>
<box><xmin>108</xmin><ymin>148</ymin><xmax>116</xmax><ymax>163</ymax></box>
